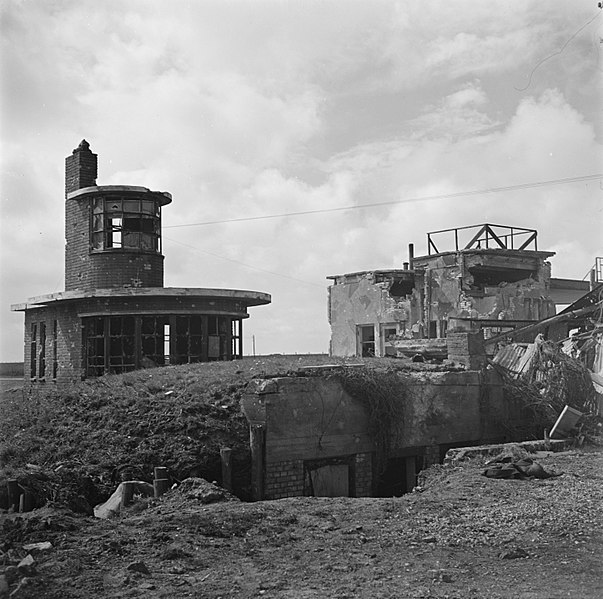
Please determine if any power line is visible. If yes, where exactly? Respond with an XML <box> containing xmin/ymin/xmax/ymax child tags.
<box><xmin>164</xmin><ymin>173</ymin><xmax>602</xmax><ymax>229</ymax></box>
<box><xmin>163</xmin><ymin>236</ymin><xmax>324</xmax><ymax>288</ymax></box>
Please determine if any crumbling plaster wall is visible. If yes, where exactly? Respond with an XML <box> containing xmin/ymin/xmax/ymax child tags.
<box><xmin>415</xmin><ymin>251</ymin><xmax>556</xmax><ymax>330</ymax></box>
<box><xmin>328</xmin><ymin>274</ymin><xmax>420</xmax><ymax>356</ymax></box>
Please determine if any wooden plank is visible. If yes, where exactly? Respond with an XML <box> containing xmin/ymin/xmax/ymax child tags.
<box><xmin>310</xmin><ymin>465</ymin><xmax>349</xmax><ymax>497</ymax></box>
<box><xmin>250</xmin><ymin>424</ymin><xmax>265</xmax><ymax>500</ymax></box>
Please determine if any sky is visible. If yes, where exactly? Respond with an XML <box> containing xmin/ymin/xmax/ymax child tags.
<box><xmin>1</xmin><ymin>0</ymin><xmax>602</xmax><ymax>362</ymax></box>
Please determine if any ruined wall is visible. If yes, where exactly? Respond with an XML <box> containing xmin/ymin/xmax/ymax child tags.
<box><xmin>328</xmin><ymin>273</ymin><xmax>419</xmax><ymax>357</ymax></box>
<box><xmin>242</xmin><ymin>369</ymin><xmax>517</xmax><ymax>499</ymax></box>
<box><xmin>415</xmin><ymin>251</ymin><xmax>556</xmax><ymax>332</ymax></box>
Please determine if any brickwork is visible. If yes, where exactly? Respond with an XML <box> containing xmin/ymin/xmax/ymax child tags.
<box><xmin>88</xmin><ymin>252</ymin><xmax>164</xmax><ymax>289</ymax></box>
<box><xmin>65</xmin><ymin>197</ymin><xmax>92</xmax><ymax>291</ymax></box>
<box><xmin>264</xmin><ymin>459</ymin><xmax>304</xmax><ymax>499</ymax></box>
<box><xmin>447</xmin><ymin>331</ymin><xmax>487</xmax><ymax>370</ymax></box>
<box><xmin>24</xmin><ymin>305</ymin><xmax>84</xmax><ymax>387</ymax></box>
<box><xmin>65</xmin><ymin>195</ymin><xmax>165</xmax><ymax>291</ymax></box>
<box><xmin>65</xmin><ymin>140</ymin><xmax>97</xmax><ymax>195</ymax></box>
<box><xmin>423</xmin><ymin>444</ymin><xmax>441</xmax><ymax>468</ymax></box>
<box><xmin>354</xmin><ymin>452</ymin><xmax>373</xmax><ymax>497</ymax></box>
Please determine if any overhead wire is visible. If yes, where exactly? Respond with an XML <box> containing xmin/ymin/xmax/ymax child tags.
<box><xmin>164</xmin><ymin>173</ymin><xmax>602</xmax><ymax>229</ymax></box>
<box><xmin>163</xmin><ymin>236</ymin><xmax>325</xmax><ymax>288</ymax></box>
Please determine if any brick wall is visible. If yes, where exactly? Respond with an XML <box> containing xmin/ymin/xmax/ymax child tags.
<box><xmin>65</xmin><ymin>196</ymin><xmax>164</xmax><ymax>291</ymax></box>
<box><xmin>24</xmin><ymin>305</ymin><xmax>84</xmax><ymax>387</ymax></box>
<box><xmin>264</xmin><ymin>459</ymin><xmax>305</xmax><ymax>499</ymax></box>
<box><xmin>354</xmin><ymin>452</ymin><xmax>373</xmax><ymax>497</ymax></box>
<box><xmin>88</xmin><ymin>252</ymin><xmax>164</xmax><ymax>289</ymax></box>
<box><xmin>447</xmin><ymin>331</ymin><xmax>486</xmax><ymax>370</ymax></box>
<box><xmin>65</xmin><ymin>196</ymin><xmax>94</xmax><ymax>291</ymax></box>
<box><xmin>423</xmin><ymin>444</ymin><xmax>441</xmax><ymax>468</ymax></box>
<box><xmin>65</xmin><ymin>140</ymin><xmax>97</xmax><ymax>196</ymax></box>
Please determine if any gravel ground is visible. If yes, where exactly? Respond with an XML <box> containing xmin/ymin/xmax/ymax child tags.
<box><xmin>1</xmin><ymin>446</ymin><xmax>602</xmax><ymax>598</ymax></box>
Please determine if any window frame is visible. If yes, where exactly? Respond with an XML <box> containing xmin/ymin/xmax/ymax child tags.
<box><xmin>91</xmin><ymin>196</ymin><xmax>161</xmax><ymax>253</ymax></box>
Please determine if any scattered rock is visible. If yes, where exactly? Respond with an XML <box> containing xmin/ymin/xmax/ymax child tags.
<box><xmin>169</xmin><ymin>478</ymin><xmax>240</xmax><ymax>505</ymax></box>
<box><xmin>22</xmin><ymin>542</ymin><xmax>52</xmax><ymax>552</ymax></box>
<box><xmin>126</xmin><ymin>561</ymin><xmax>150</xmax><ymax>575</ymax></box>
<box><xmin>138</xmin><ymin>582</ymin><xmax>156</xmax><ymax>590</ymax></box>
<box><xmin>16</xmin><ymin>555</ymin><xmax>35</xmax><ymax>576</ymax></box>
<box><xmin>500</xmin><ymin>547</ymin><xmax>528</xmax><ymax>560</ymax></box>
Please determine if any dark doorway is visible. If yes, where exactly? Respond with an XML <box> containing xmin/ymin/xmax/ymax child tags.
<box><xmin>376</xmin><ymin>456</ymin><xmax>421</xmax><ymax>497</ymax></box>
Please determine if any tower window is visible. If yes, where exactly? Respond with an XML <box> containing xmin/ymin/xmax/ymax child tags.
<box><xmin>91</xmin><ymin>196</ymin><xmax>161</xmax><ymax>252</ymax></box>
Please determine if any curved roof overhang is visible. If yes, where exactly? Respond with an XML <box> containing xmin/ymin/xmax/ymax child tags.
<box><xmin>11</xmin><ymin>287</ymin><xmax>271</xmax><ymax>312</ymax></box>
<box><xmin>66</xmin><ymin>185</ymin><xmax>172</xmax><ymax>207</ymax></box>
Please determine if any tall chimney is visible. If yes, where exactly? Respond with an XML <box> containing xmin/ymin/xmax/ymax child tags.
<box><xmin>65</xmin><ymin>140</ymin><xmax>97</xmax><ymax>196</ymax></box>
<box><xmin>408</xmin><ymin>243</ymin><xmax>414</xmax><ymax>270</ymax></box>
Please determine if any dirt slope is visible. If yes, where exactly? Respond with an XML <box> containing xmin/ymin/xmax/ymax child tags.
<box><xmin>1</xmin><ymin>447</ymin><xmax>601</xmax><ymax>599</ymax></box>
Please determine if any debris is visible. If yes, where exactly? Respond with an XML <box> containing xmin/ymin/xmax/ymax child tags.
<box><xmin>500</xmin><ymin>547</ymin><xmax>528</xmax><ymax>560</ymax></box>
<box><xmin>550</xmin><ymin>405</ymin><xmax>583</xmax><ymax>439</ymax></box>
<box><xmin>16</xmin><ymin>555</ymin><xmax>35</xmax><ymax>576</ymax></box>
<box><xmin>93</xmin><ymin>481</ymin><xmax>154</xmax><ymax>519</ymax></box>
<box><xmin>22</xmin><ymin>542</ymin><xmax>52</xmax><ymax>552</ymax></box>
<box><xmin>483</xmin><ymin>458</ymin><xmax>562</xmax><ymax>480</ymax></box>
<box><xmin>126</xmin><ymin>561</ymin><xmax>150</xmax><ymax>575</ymax></box>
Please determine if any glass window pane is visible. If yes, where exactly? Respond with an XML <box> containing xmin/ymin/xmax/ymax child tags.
<box><xmin>123</xmin><ymin>199</ymin><xmax>140</xmax><ymax>213</ymax></box>
<box><xmin>141</xmin><ymin>200</ymin><xmax>155</xmax><ymax>214</ymax></box>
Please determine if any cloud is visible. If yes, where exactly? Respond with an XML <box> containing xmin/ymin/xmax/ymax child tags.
<box><xmin>1</xmin><ymin>0</ymin><xmax>600</xmax><ymax>361</ymax></box>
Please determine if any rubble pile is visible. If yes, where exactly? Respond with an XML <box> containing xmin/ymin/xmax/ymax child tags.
<box><xmin>496</xmin><ymin>339</ymin><xmax>600</xmax><ymax>441</ymax></box>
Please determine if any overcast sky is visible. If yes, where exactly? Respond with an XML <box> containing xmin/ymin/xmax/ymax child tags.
<box><xmin>1</xmin><ymin>0</ymin><xmax>602</xmax><ymax>362</ymax></box>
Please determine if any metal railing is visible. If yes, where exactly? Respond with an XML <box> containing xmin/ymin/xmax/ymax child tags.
<box><xmin>426</xmin><ymin>223</ymin><xmax>538</xmax><ymax>255</ymax></box>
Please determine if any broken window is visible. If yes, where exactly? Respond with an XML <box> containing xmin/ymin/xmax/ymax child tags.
<box><xmin>173</xmin><ymin>316</ymin><xmax>204</xmax><ymax>364</ymax></box>
<box><xmin>91</xmin><ymin>196</ymin><xmax>161</xmax><ymax>252</ymax></box>
<box><xmin>30</xmin><ymin>323</ymin><xmax>37</xmax><ymax>379</ymax></box>
<box><xmin>84</xmin><ymin>314</ymin><xmax>239</xmax><ymax>377</ymax></box>
<box><xmin>389</xmin><ymin>278</ymin><xmax>415</xmax><ymax>298</ymax></box>
<box><xmin>374</xmin><ymin>273</ymin><xmax>415</xmax><ymax>298</ymax></box>
<box><xmin>208</xmin><ymin>316</ymin><xmax>229</xmax><ymax>361</ymax></box>
<box><xmin>108</xmin><ymin>317</ymin><xmax>135</xmax><ymax>373</ymax></box>
<box><xmin>141</xmin><ymin>316</ymin><xmax>170</xmax><ymax>367</ymax></box>
<box><xmin>52</xmin><ymin>320</ymin><xmax>58</xmax><ymax>380</ymax></box>
<box><xmin>38</xmin><ymin>322</ymin><xmax>46</xmax><ymax>380</ymax></box>
<box><xmin>468</xmin><ymin>266</ymin><xmax>536</xmax><ymax>290</ymax></box>
<box><xmin>231</xmin><ymin>319</ymin><xmax>242</xmax><ymax>359</ymax></box>
<box><xmin>357</xmin><ymin>325</ymin><xmax>375</xmax><ymax>357</ymax></box>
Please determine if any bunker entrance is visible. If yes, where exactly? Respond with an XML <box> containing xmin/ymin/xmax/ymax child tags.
<box><xmin>376</xmin><ymin>455</ymin><xmax>423</xmax><ymax>497</ymax></box>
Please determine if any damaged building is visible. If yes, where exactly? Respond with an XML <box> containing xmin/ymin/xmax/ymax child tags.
<box><xmin>328</xmin><ymin>223</ymin><xmax>588</xmax><ymax>359</ymax></box>
<box><xmin>11</xmin><ymin>141</ymin><xmax>271</xmax><ymax>385</ymax></box>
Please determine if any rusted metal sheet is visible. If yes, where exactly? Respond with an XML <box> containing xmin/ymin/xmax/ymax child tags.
<box><xmin>492</xmin><ymin>343</ymin><xmax>537</xmax><ymax>377</ymax></box>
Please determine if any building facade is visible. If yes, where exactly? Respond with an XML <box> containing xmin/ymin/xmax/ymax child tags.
<box><xmin>12</xmin><ymin>141</ymin><xmax>271</xmax><ymax>385</ymax></box>
<box><xmin>328</xmin><ymin>224</ymin><xmax>558</xmax><ymax>358</ymax></box>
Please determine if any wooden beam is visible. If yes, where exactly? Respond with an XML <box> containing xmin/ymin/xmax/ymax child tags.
<box><xmin>250</xmin><ymin>424</ymin><xmax>265</xmax><ymax>501</ymax></box>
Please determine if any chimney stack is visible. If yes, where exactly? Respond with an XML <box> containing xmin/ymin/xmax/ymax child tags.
<box><xmin>65</xmin><ymin>140</ymin><xmax>97</xmax><ymax>196</ymax></box>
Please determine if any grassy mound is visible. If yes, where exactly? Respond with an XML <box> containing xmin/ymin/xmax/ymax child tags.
<box><xmin>0</xmin><ymin>355</ymin><xmax>394</xmax><ymax>507</ymax></box>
